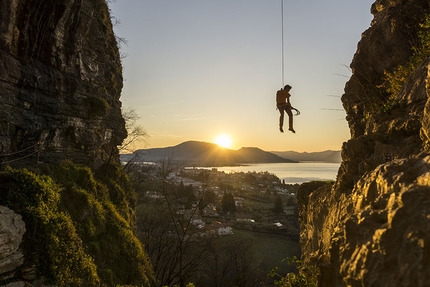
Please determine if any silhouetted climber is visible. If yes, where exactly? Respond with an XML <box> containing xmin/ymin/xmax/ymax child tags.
<box><xmin>276</xmin><ymin>84</ymin><xmax>300</xmax><ymax>133</ymax></box>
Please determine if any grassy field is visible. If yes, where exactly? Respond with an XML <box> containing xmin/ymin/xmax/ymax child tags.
<box><xmin>220</xmin><ymin>228</ymin><xmax>301</xmax><ymax>280</ymax></box>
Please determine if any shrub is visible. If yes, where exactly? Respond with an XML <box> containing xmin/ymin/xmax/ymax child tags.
<box><xmin>268</xmin><ymin>256</ymin><xmax>319</xmax><ymax>287</ymax></box>
<box><xmin>43</xmin><ymin>161</ymin><xmax>154</xmax><ymax>285</ymax></box>
<box><xmin>380</xmin><ymin>14</ymin><xmax>430</xmax><ymax>103</ymax></box>
<box><xmin>0</xmin><ymin>162</ymin><xmax>155</xmax><ymax>286</ymax></box>
<box><xmin>86</xmin><ymin>96</ymin><xmax>110</xmax><ymax>116</ymax></box>
<box><xmin>0</xmin><ymin>167</ymin><xmax>100</xmax><ymax>286</ymax></box>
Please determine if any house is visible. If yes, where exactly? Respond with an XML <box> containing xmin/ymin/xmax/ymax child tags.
<box><xmin>284</xmin><ymin>206</ymin><xmax>296</xmax><ymax>215</ymax></box>
<box><xmin>145</xmin><ymin>191</ymin><xmax>163</xmax><ymax>199</ymax></box>
<box><xmin>201</xmin><ymin>221</ymin><xmax>233</xmax><ymax>237</ymax></box>
<box><xmin>211</xmin><ymin>221</ymin><xmax>233</xmax><ymax>236</ymax></box>
<box><xmin>211</xmin><ymin>187</ymin><xmax>222</xmax><ymax>197</ymax></box>
<box><xmin>235</xmin><ymin>213</ymin><xmax>254</xmax><ymax>222</ymax></box>
<box><xmin>234</xmin><ymin>197</ymin><xmax>244</xmax><ymax>208</ymax></box>
<box><xmin>190</xmin><ymin>215</ymin><xmax>204</xmax><ymax>227</ymax></box>
<box><xmin>202</xmin><ymin>203</ymin><xmax>219</xmax><ymax>217</ymax></box>
<box><xmin>274</xmin><ymin>222</ymin><xmax>287</xmax><ymax>230</ymax></box>
<box><xmin>275</xmin><ymin>186</ymin><xmax>289</xmax><ymax>194</ymax></box>
<box><xmin>184</xmin><ymin>207</ymin><xmax>199</xmax><ymax>218</ymax></box>
<box><xmin>202</xmin><ymin>224</ymin><xmax>218</xmax><ymax>237</ymax></box>
<box><xmin>167</xmin><ymin>172</ymin><xmax>176</xmax><ymax>179</ymax></box>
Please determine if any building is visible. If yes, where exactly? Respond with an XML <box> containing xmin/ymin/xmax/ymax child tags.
<box><xmin>284</xmin><ymin>206</ymin><xmax>296</xmax><ymax>215</ymax></box>
<box><xmin>235</xmin><ymin>213</ymin><xmax>254</xmax><ymax>222</ymax></box>
<box><xmin>202</xmin><ymin>203</ymin><xmax>219</xmax><ymax>217</ymax></box>
<box><xmin>145</xmin><ymin>191</ymin><xmax>163</xmax><ymax>199</ymax></box>
<box><xmin>201</xmin><ymin>221</ymin><xmax>233</xmax><ymax>237</ymax></box>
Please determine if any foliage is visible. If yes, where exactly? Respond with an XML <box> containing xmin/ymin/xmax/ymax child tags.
<box><xmin>379</xmin><ymin>14</ymin><xmax>430</xmax><ymax>109</ymax></box>
<box><xmin>221</xmin><ymin>192</ymin><xmax>236</xmax><ymax>213</ymax></box>
<box><xmin>199</xmin><ymin>189</ymin><xmax>217</xmax><ymax>210</ymax></box>
<box><xmin>96</xmin><ymin>161</ymin><xmax>137</xmax><ymax>223</ymax></box>
<box><xmin>176</xmin><ymin>181</ymin><xmax>196</xmax><ymax>208</ymax></box>
<box><xmin>86</xmin><ymin>96</ymin><xmax>110</xmax><ymax>116</ymax></box>
<box><xmin>268</xmin><ymin>256</ymin><xmax>319</xmax><ymax>287</ymax></box>
<box><xmin>0</xmin><ymin>167</ymin><xmax>100</xmax><ymax>286</ymax></box>
<box><xmin>45</xmin><ymin>161</ymin><xmax>153</xmax><ymax>285</ymax></box>
<box><xmin>273</xmin><ymin>195</ymin><xmax>284</xmax><ymax>214</ymax></box>
<box><xmin>0</xmin><ymin>161</ymin><xmax>155</xmax><ymax>286</ymax></box>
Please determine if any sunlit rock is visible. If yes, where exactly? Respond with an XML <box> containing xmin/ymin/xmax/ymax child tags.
<box><xmin>298</xmin><ymin>0</ymin><xmax>430</xmax><ymax>286</ymax></box>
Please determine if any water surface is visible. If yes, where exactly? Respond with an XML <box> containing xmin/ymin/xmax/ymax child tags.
<box><xmin>197</xmin><ymin>162</ymin><xmax>340</xmax><ymax>184</ymax></box>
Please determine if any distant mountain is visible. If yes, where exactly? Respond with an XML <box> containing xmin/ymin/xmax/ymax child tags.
<box><xmin>120</xmin><ymin>141</ymin><xmax>296</xmax><ymax>166</ymax></box>
<box><xmin>270</xmin><ymin>150</ymin><xmax>341</xmax><ymax>163</ymax></box>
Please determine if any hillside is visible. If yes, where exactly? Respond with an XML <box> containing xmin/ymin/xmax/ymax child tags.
<box><xmin>121</xmin><ymin>140</ymin><xmax>297</xmax><ymax>166</ymax></box>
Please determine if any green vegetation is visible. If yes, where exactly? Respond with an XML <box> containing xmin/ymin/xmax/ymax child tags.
<box><xmin>0</xmin><ymin>161</ymin><xmax>154</xmax><ymax>287</ymax></box>
<box><xmin>0</xmin><ymin>167</ymin><xmax>100</xmax><ymax>286</ymax></box>
<box><xmin>229</xmin><ymin>229</ymin><xmax>300</xmax><ymax>277</ymax></box>
<box><xmin>378</xmin><ymin>14</ymin><xmax>430</xmax><ymax>112</ymax></box>
<box><xmin>131</xmin><ymin>161</ymin><xmax>301</xmax><ymax>286</ymax></box>
<box><xmin>221</xmin><ymin>192</ymin><xmax>236</xmax><ymax>213</ymax></box>
<box><xmin>268</xmin><ymin>256</ymin><xmax>319</xmax><ymax>287</ymax></box>
<box><xmin>86</xmin><ymin>95</ymin><xmax>110</xmax><ymax>116</ymax></box>
<box><xmin>273</xmin><ymin>195</ymin><xmax>284</xmax><ymax>213</ymax></box>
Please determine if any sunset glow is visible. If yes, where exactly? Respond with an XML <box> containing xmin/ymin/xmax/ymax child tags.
<box><xmin>110</xmin><ymin>1</ymin><xmax>373</xmax><ymax>151</ymax></box>
<box><xmin>214</xmin><ymin>134</ymin><xmax>232</xmax><ymax>149</ymax></box>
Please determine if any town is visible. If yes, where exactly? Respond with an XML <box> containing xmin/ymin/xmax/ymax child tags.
<box><xmin>136</xmin><ymin>163</ymin><xmax>301</xmax><ymax>238</ymax></box>
<box><xmin>126</xmin><ymin>162</ymin><xmax>305</xmax><ymax>285</ymax></box>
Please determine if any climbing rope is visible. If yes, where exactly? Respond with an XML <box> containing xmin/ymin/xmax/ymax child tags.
<box><xmin>278</xmin><ymin>2</ymin><xmax>301</xmax><ymax>117</ymax></box>
<box><xmin>0</xmin><ymin>142</ymin><xmax>41</xmax><ymax>165</ymax></box>
<box><xmin>0</xmin><ymin>143</ymin><xmax>39</xmax><ymax>156</ymax></box>
<box><xmin>1</xmin><ymin>150</ymin><xmax>39</xmax><ymax>164</ymax></box>
<box><xmin>281</xmin><ymin>0</ymin><xmax>285</xmax><ymax>87</ymax></box>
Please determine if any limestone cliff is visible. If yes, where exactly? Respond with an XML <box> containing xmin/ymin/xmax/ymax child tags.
<box><xmin>298</xmin><ymin>0</ymin><xmax>430</xmax><ymax>286</ymax></box>
<box><xmin>0</xmin><ymin>0</ymin><xmax>126</xmax><ymax>169</ymax></box>
<box><xmin>0</xmin><ymin>0</ymin><xmax>151</xmax><ymax>286</ymax></box>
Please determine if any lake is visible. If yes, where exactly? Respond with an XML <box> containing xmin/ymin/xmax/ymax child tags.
<box><xmin>196</xmin><ymin>162</ymin><xmax>340</xmax><ymax>184</ymax></box>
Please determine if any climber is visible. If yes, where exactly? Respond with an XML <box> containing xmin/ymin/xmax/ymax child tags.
<box><xmin>276</xmin><ymin>84</ymin><xmax>299</xmax><ymax>133</ymax></box>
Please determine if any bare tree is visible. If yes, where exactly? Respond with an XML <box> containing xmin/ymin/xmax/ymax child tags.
<box><xmin>104</xmin><ymin>107</ymin><xmax>147</xmax><ymax>175</ymax></box>
<box><xmin>119</xmin><ymin>107</ymin><xmax>147</xmax><ymax>154</ymax></box>
<box><xmin>135</xmin><ymin>155</ymin><xmax>212</xmax><ymax>287</ymax></box>
<box><xmin>198</xmin><ymin>239</ymin><xmax>263</xmax><ymax>287</ymax></box>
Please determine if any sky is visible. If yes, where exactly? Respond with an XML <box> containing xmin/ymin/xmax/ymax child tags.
<box><xmin>108</xmin><ymin>0</ymin><xmax>375</xmax><ymax>152</ymax></box>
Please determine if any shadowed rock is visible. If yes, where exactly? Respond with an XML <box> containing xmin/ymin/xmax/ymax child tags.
<box><xmin>0</xmin><ymin>0</ymin><xmax>126</xmax><ymax>169</ymax></box>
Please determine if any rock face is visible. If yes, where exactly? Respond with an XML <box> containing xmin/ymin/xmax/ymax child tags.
<box><xmin>0</xmin><ymin>0</ymin><xmax>126</xmax><ymax>169</ymax></box>
<box><xmin>298</xmin><ymin>0</ymin><xmax>430</xmax><ymax>286</ymax></box>
<box><xmin>0</xmin><ymin>0</ymin><xmax>129</xmax><ymax>284</ymax></box>
<box><xmin>0</xmin><ymin>206</ymin><xmax>25</xmax><ymax>280</ymax></box>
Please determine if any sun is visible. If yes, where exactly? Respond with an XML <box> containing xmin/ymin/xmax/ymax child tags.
<box><xmin>214</xmin><ymin>134</ymin><xmax>233</xmax><ymax>148</ymax></box>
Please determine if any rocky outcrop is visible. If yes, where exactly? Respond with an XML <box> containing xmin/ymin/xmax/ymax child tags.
<box><xmin>0</xmin><ymin>0</ymin><xmax>126</xmax><ymax>169</ymax></box>
<box><xmin>298</xmin><ymin>0</ymin><xmax>430</xmax><ymax>286</ymax></box>
<box><xmin>0</xmin><ymin>0</ymin><xmax>135</xmax><ymax>285</ymax></box>
<box><xmin>0</xmin><ymin>206</ymin><xmax>25</xmax><ymax>282</ymax></box>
